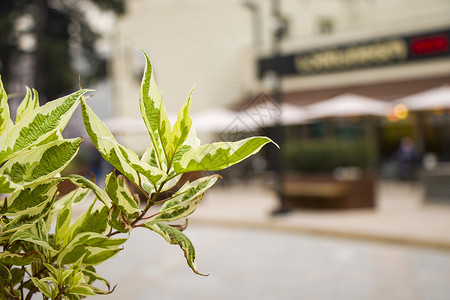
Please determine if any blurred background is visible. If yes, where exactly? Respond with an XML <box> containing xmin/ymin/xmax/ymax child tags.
<box><xmin>1</xmin><ymin>0</ymin><xmax>450</xmax><ymax>299</ymax></box>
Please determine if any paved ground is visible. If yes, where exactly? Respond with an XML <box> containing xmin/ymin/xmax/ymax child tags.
<box><xmin>81</xmin><ymin>180</ymin><xmax>450</xmax><ymax>299</ymax></box>
<box><xmin>88</xmin><ymin>224</ymin><xmax>450</xmax><ymax>300</ymax></box>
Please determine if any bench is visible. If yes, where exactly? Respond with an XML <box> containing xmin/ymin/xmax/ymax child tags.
<box><xmin>280</xmin><ymin>173</ymin><xmax>375</xmax><ymax>210</ymax></box>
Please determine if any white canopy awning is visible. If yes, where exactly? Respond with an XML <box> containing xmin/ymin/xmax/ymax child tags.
<box><xmin>394</xmin><ymin>85</ymin><xmax>450</xmax><ymax>111</ymax></box>
<box><xmin>304</xmin><ymin>93</ymin><xmax>390</xmax><ymax>119</ymax></box>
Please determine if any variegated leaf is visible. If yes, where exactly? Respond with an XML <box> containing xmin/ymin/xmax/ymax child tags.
<box><xmin>65</xmin><ymin>203</ymin><xmax>109</xmax><ymax>246</ymax></box>
<box><xmin>5</xmin><ymin>179</ymin><xmax>59</xmax><ymax>216</ymax></box>
<box><xmin>0</xmin><ymin>251</ymin><xmax>40</xmax><ymax>266</ymax></box>
<box><xmin>9</xmin><ymin>230</ymin><xmax>57</xmax><ymax>253</ymax></box>
<box><xmin>0</xmin><ymin>138</ymin><xmax>82</xmax><ymax>186</ymax></box>
<box><xmin>16</xmin><ymin>87</ymin><xmax>39</xmax><ymax>123</ymax></box>
<box><xmin>139</xmin><ymin>50</ymin><xmax>172</xmax><ymax>168</ymax></box>
<box><xmin>30</xmin><ymin>277</ymin><xmax>56</xmax><ymax>298</ymax></box>
<box><xmin>0</xmin><ymin>174</ymin><xmax>22</xmax><ymax>194</ymax></box>
<box><xmin>105</xmin><ymin>172</ymin><xmax>140</xmax><ymax>216</ymax></box>
<box><xmin>151</xmin><ymin>175</ymin><xmax>218</xmax><ymax>222</ymax></box>
<box><xmin>81</xmin><ymin>99</ymin><xmax>165</xmax><ymax>186</ymax></box>
<box><xmin>170</xmin><ymin>88</ymin><xmax>193</xmax><ymax>162</ymax></box>
<box><xmin>0</xmin><ymin>88</ymin><xmax>90</xmax><ymax>163</ymax></box>
<box><xmin>143</xmin><ymin>222</ymin><xmax>206</xmax><ymax>276</ymax></box>
<box><xmin>55</xmin><ymin>192</ymin><xmax>74</xmax><ymax>245</ymax></box>
<box><xmin>66</xmin><ymin>175</ymin><xmax>111</xmax><ymax>207</ymax></box>
<box><xmin>0</xmin><ymin>182</ymin><xmax>58</xmax><ymax>236</ymax></box>
<box><xmin>0</xmin><ymin>76</ymin><xmax>10</xmax><ymax>136</ymax></box>
<box><xmin>174</xmin><ymin>136</ymin><xmax>276</xmax><ymax>173</ymax></box>
<box><xmin>57</xmin><ymin>232</ymin><xmax>126</xmax><ymax>266</ymax></box>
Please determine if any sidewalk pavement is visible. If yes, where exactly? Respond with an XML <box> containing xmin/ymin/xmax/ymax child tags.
<box><xmin>190</xmin><ymin>180</ymin><xmax>450</xmax><ymax>250</ymax></box>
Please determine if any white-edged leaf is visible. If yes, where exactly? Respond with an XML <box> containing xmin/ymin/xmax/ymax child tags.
<box><xmin>16</xmin><ymin>87</ymin><xmax>39</xmax><ymax>123</ymax></box>
<box><xmin>151</xmin><ymin>175</ymin><xmax>218</xmax><ymax>222</ymax></box>
<box><xmin>30</xmin><ymin>277</ymin><xmax>55</xmax><ymax>298</ymax></box>
<box><xmin>105</xmin><ymin>172</ymin><xmax>140</xmax><ymax>215</ymax></box>
<box><xmin>0</xmin><ymin>76</ymin><xmax>10</xmax><ymax>136</ymax></box>
<box><xmin>170</xmin><ymin>87</ymin><xmax>193</xmax><ymax>161</ymax></box>
<box><xmin>81</xmin><ymin>99</ymin><xmax>165</xmax><ymax>186</ymax></box>
<box><xmin>57</xmin><ymin>232</ymin><xmax>126</xmax><ymax>266</ymax></box>
<box><xmin>55</xmin><ymin>192</ymin><xmax>74</xmax><ymax>245</ymax></box>
<box><xmin>65</xmin><ymin>203</ymin><xmax>109</xmax><ymax>245</ymax></box>
<box><xmin>0</xmin><ymin>174</ymin><xmax>22</xmax><ymax>194</ymax></box>
<box><xmin>0</xmin><ymin>251</ymin><xmax>40</xmax><ymax>266</ymax></box>
<box><xmin>143</xmin><ymin>222</ymin><xmax>206</xmax><ymax>276</ymax></box>
<box><xmin>139</xmin><ymin>50</ymin><xmax>172</xmax><ymax>169</ymax></box>
<box><xmin>0</xmin><ymin>138</ymin><xmax>82</xmax><ymax>186</ymax></box>
<box><xmin>0</xmin><ymin>89</ymin><xmax>91</xmax><ymax>163</ymax></box>
<box><xmin>66</xmin><ymin>175</ymin><xmax>111</xmax><ymax>207</ymax></box>
<box><xmin>9</xmin><ymin>230</ymin><xmax>56</xmax><ymax>253</ymax></box>
<box><xmin>174</xmin><ymin>136</ymin><xmax>276</xmax><ymax>173</ymax></box>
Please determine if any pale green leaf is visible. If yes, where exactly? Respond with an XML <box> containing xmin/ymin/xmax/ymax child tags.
<box><xmin>0</xmin><ymin>76</ymin><xmax>10</xmax><ymax>136</ymax></box>
<box><xmin>170</xmin><ymin>88</ymin><xmax>193</xmax><ymax>161</ymax></box>
<box><xmin>0</xmin><ymin>138</ymin><xmax>82</xmax><ymax>186</ymax></box>
<box><xmin>57</xmin><ymin>232</ymin><xmax>126</xmax><ymax>265</ymax></box>
<box><xmin>81</xmin><ymin>99</ymin><xmax>165</xmax><ymax>186</ymax></box>
<box><xmin>66</xmin><ymin>175</ymin><xmax>110</xmax><ymax>207</ymax></box>
<box><xmin>31</xmin><ymin>277</ymin><xmax>55</xmax><ymax>298</ymax></box>
<box><xmin>0</xmin><ymin>174</ymin><xmax>23</xmax><ymax>194</ymax></box>
<box><xmin>66</xmin><ymin>203</ymin><xmax>109</xmax><ymax>245</ymax></box>
<box><xmin>0</xmin><ymin>251</ymin><xmax>40</xmax><ymax>266</ymax></box>
<box><xmin>5</xmin><ymin>179</ymin><xmax>59</xmax><ymax>216</ymax></box>
<box><xmin>16</xmin><ymin>87</ymin><xmax>39</xmax><ymax>123</ymax></box>
<box><xmin>152</xmin><ymin>175</ymin><xmax>218</xmax><ymax>222</ymax></box>
<box><xmin>9</xmin><ymin>230</ymin><xmax>56</xmax><ymax>253</ymax></box>
<box><xmin>70</xmin><ymin>285</ymin><xmax>96</xmax><ymax>296</ymax></box>
<box><xmin>143</xmin><ymin>222</ymin><xmax>206</xmax><ymax>276</ymax></box>
<box><xmin>139</xmin><ymin>50</ymin><xmax>172</xmax><ymax>169</ymax></box>
<box><xmin>55</xmin><ymin>193</ymin><xmax>74</xmax><ymax>245</ymax></box>
<box><xmin>174</xmin><ymin>136</ymin><xmax>276</xmax><ymax>173</ymax></box>
<box><xmin>0</xmin><ymin>88</ymin><xmax>90</xmax><ymax>163</ymax></box>
<box><xmin>105</xmin><ymin>172</ymin><xmax>140</xmax><ymax>215</ymax></box>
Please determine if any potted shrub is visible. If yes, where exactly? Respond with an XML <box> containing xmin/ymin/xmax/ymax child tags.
<box><xmin>281</xmin><ymin>138</ymin><xmax>375</xmax><ymax>209</ymax></box>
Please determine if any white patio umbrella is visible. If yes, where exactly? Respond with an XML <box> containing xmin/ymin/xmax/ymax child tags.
<box><xmin>394</xmin><ymin>85</ymin><xmax>450</xmax><ymax>111</ymax></box>
<box><xmin>191</xmin><ymin>108</ymin><xmax>241</xmax><ymax>133</ymax></box>
<box><xmin>304</xmin><ymin>93</ymin><xmax>390</xmax><ymax>119</ymax></box>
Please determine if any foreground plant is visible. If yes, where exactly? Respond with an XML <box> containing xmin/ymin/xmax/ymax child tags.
<box><xmin>0</xmin><ymin>51</ymin><xmax>275</xmax><ymax>299</ymax></box>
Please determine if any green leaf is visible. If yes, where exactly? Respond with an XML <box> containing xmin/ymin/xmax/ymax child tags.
<box><xmin>105</xmin><ymin>172</ymin><xmax>140</xmax><ymax>216</ymax></box>
<box><xmin>81</xmin><ymin>99</ymin><xmax>165</xmax><ymax>186</ymax></box>
<box><xmin>57</xmin><ymin>232</ymin><xmax>126</xmax><ymax>265</ymax></box>
<box><xmin>174</xmin><ymin>136</ymin><xmax>276</xmax><ymax>173</ymax></box>
<box><xmin>16</xmin><ymin>87</ymin><xmax>39</xmax><ymax>123</ymax></box>
<box><xmin>9</xmin><ymin>230</ymin><xmax>56</xmax><ymax>253</ymax></box>
<box><xmin>70</xmin><ymin>284</ymin><xmax>95</xmax><ymax>296</ymax></box>
<box><xmin>66</xmin><ymin>203</ymin><xmax>109</xmax><ymax>245</ymax></box>
<box><xmin>0</xmin><ymin>174</ymin><xmax>23</xmax><ymax>194</ymax></box>
<box><xmin>5</xmin><ymin>179</ymin><xmax>59</xmax><ymax>216</ymax></box>
<box><xmin>31</xmin><ymin>277</ymin><xmax>55</xmax><ymax>298</ymax></box>
<box><xmin>55</xmin><ymin>192</ymin><xmax>74</xmax><ymax>245</ymax></box>
<box><xmin>107</xmin><ymin>205</ymin><xmax>132</xmax><ymax>233</ymax></box>
<box><xmin>152</xmin><ymin>175</ymin><xmax>218</xmax><ymax>222</ymax></box>
<box><xmin>142</xmin><ymin>222</ymin><xmax>206</xmax><ymax>276</ymax></box>
<box><xmin>168</xmin><ymin>87</ymin><xmax>194</xmax><ymax>162</ymax></box>
<box><xmin>0</xmin><ymin>76</ymin><xmax>10</xmax><ymax>136</ymax></box>
<box><xmin>0</xmin><ymin>138</ymin><xmax>82</xmax><ymax>186</ymax></box>
<box><xmin>0</xmin><ymin>251</ymin><xmax>40</xmax><ymax>266</ymax></box>
<box><xmin>0</xmin><ymin>89</ymin><xmax>91</xmax><ymax>163</ymax></box>
<box><xmin>139</xmin><ymin>50</ymin><xmax>173</xmax><ymax>169</ymax></box>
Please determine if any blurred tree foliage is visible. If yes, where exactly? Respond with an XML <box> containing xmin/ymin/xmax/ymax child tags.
<box><xmin>0</xmin><ymin>0</ymin><xmax>125</xmax><ymax>102</ymax></box>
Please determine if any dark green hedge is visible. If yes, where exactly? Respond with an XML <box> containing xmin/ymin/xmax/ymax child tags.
<box><xmin>282</xmin><ymin>139</ymin><xmax>374</xmax><ymax>173</ymax></box>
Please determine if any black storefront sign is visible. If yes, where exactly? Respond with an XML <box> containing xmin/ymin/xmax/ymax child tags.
<box><xmin>258</xmin><ymin>28</ymin><xmax>450</xmax><ymax>78</ymax></box>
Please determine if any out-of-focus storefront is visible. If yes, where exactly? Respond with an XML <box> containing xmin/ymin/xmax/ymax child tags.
<box><xmin>257</xmin><ymin>27</ymin><xmax>450</xmax><ymax>163</ymax></box>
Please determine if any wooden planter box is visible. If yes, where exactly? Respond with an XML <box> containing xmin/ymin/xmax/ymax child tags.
<box><xmin>281</xmin><ymin>173</ymin><xmax>375</xmax><ymax>210</ymax></box>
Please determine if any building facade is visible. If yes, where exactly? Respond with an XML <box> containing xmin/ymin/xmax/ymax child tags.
<box><xmin>111</xmin><ymin>0</ymin><xmax>450</xmax><ymax>154</ymax></box>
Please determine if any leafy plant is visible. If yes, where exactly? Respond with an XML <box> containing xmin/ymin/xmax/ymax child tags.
<box><xmin>282</xmin><ymin>139</ymin><xmax>373</xmax><ymax>173</ymax></box>
<box><xmin>0</xmin><ymin>51</ymin><xmax>275</xmax><ymax>299</ymax></box>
